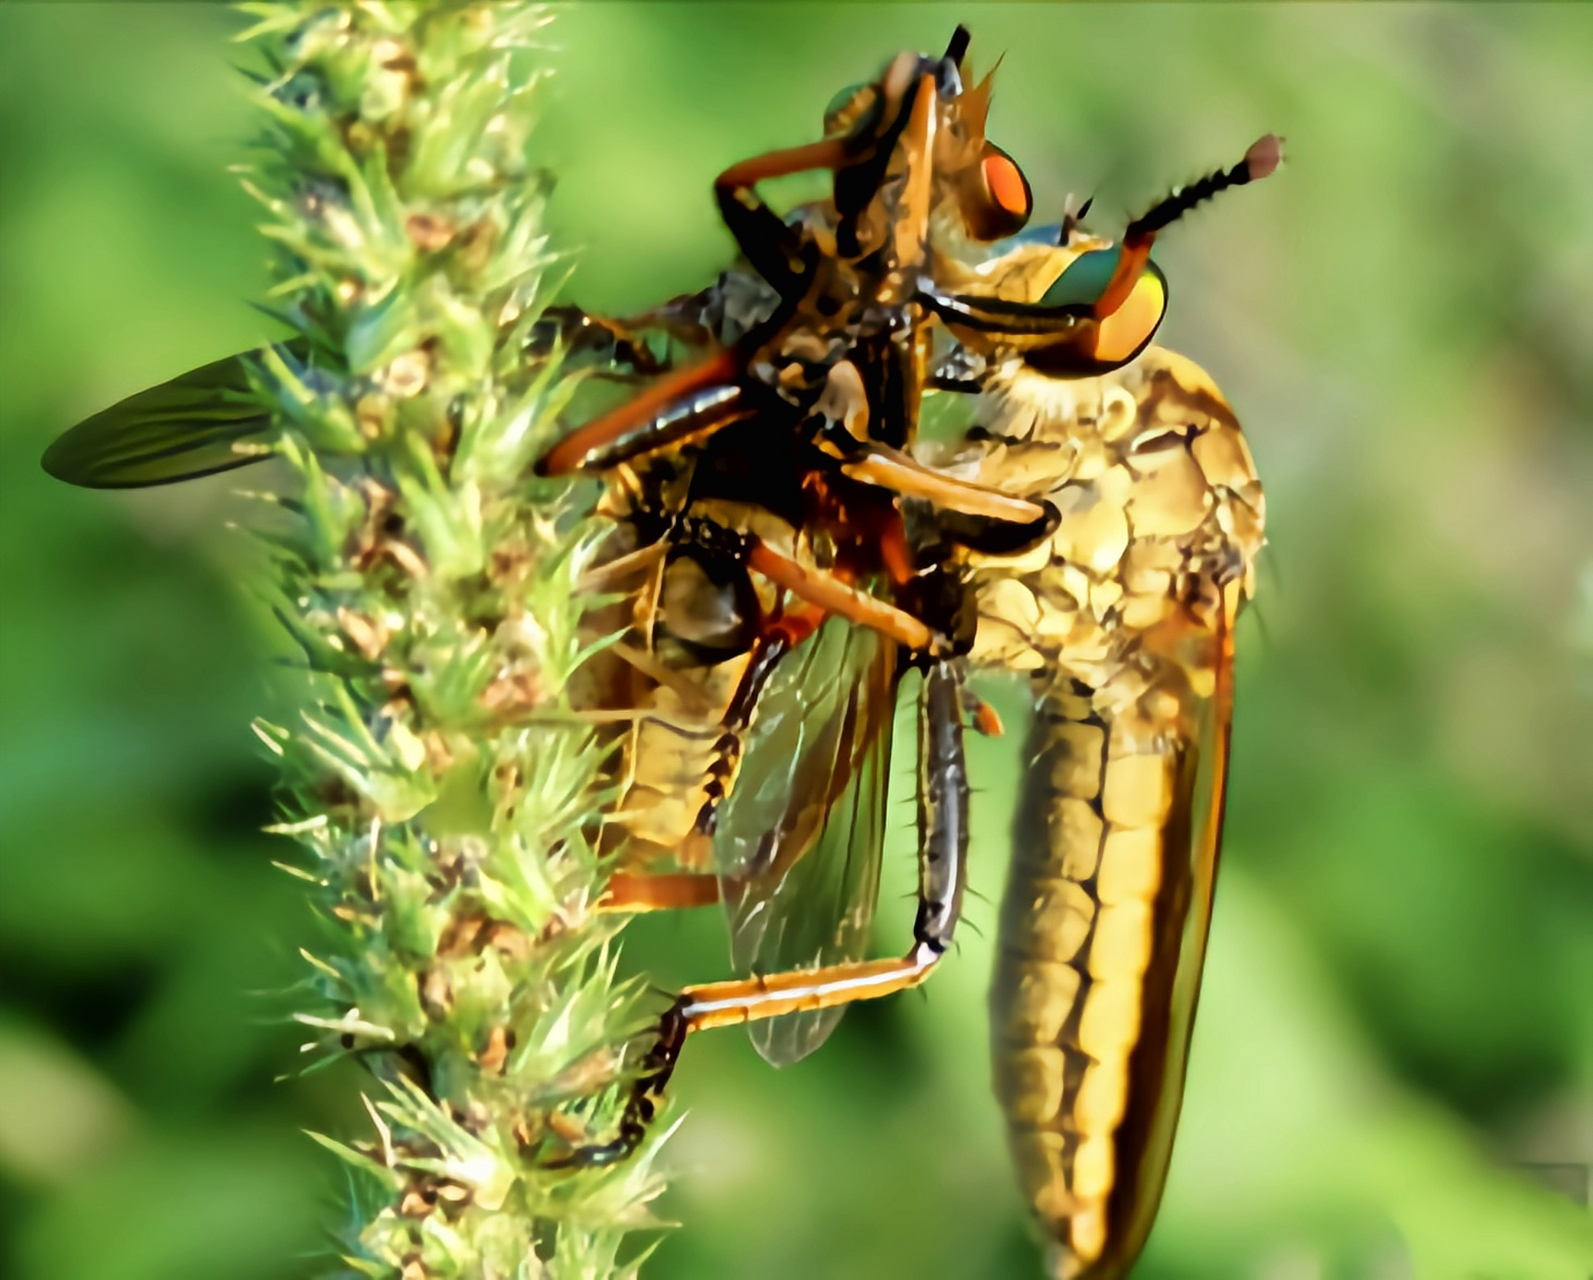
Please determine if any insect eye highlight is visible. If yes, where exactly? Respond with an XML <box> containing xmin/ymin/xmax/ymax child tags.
<box><xmin>962</xmin><ymin>143</ymin><xmax>1031</xmax><ymax>241</ymax></box>
<box><xmin>983</xmin><ymin>148</ymin><xmax>1029</xmax><ymax>218</ymax></box>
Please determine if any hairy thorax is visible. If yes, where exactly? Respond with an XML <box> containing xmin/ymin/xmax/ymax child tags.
<box><xmin>946</xmin><ymin>347</ymin><xmax>1265</xmax><ymax>722</ymax></box>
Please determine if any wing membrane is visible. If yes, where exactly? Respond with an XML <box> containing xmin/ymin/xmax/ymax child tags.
<box><xmin>1068</xmin><ymin>595</ymin><xmax>1236</xmax><ymax>1270</ymax></box>
<box><xmin>712</xmin><ymin>616</ymin><xmax>897</xmax><ymax>1064</ymax></box>
<box><xmin>42</xmin><ymin>340</ymin><xmax>308</xmax><ymax>488</ymax></box>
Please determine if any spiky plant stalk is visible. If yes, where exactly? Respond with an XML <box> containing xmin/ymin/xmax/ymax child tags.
<box><xmin>234</xmin><ymin>4</ymin><xmax>665</xmax><ymax>1274</ymax></box>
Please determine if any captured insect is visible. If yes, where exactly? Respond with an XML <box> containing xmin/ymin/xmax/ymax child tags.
<box><xmin>41</xmin><ymin>20</ymin><xmax>1278</xmax><ymax>1278</ymax></box>
<box><xmin>527</xmin><ymin>26</ymin><xmax>1065</xmax><ymax>1162</ymax></box>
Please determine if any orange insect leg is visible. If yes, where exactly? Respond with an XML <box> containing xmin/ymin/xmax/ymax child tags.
<box><xmin>746</xmin><ymin>538</ymin><xmax>934</xmax><ymax>652</ymax></box>
<box><xmin>538</xmin><ymin>347</ymin><xmax>739</xmax><ymax>476</ymax></box>
<box><xmin>840</xmin><ymin>445</ymin><xmax>1051</xmax><ymax>525</ymax></box>
<box><xmin>714</xmin><ymin>137</ymin><xmax>850</xmax><ymax>193</ymax></box>
<box><xmin>679</xmin><ymin>944</ymin><xmax>940</xmax><ymax>1034</ymax></box>
<box><xmin>601</xmin><ymin>872</ymin><xmax>721</xmax><ymax>912</ymax></box>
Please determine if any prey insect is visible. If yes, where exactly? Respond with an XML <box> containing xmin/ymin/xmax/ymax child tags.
<box><xmin>528</xmin><ymin>28</ymin><xmax>1060</xmax><ymax>1159</ymax></box>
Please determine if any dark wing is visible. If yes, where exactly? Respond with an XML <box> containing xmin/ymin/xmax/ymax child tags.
<box><xmin>711</xmin><ymin>616</ymin><xmax>898</xmax><ymax>1064</ymax></box>
<box><xmin>41</xmin><ymin>339</ymin><xmax>308</xmax><ymax>488</ymax></box>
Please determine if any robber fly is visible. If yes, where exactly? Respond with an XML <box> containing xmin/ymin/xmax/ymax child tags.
<box><xmin>954</xmin><ymin>343</ymin><xmax>1262</xmax><ymax>1280</ymax></box>
<box><xmin>565</xmin><ymin>157</ymin><xmax>1277</xmax><ymax>1280</ymax></box>
<box><xmin>882</xmin><ymin>179</ymin><xmax>1271</xmax><ymax>1273</ymax></box>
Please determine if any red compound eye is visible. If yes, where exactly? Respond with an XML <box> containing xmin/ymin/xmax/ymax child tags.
<box><xmin>982</xmin><ymin>148</ymin><xmax>1030</xmax><ymax>218</ymax></box>
<box><xmin>962</xmin><ymin>143</ymin><xmax>1032</xmax><ymax>241</ymax></box>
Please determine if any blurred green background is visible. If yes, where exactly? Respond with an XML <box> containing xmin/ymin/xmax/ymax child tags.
<box><xmin>2</xmin><ymin>4</ymin><xmax>1591</xmax><ymax>1278</ymax></box>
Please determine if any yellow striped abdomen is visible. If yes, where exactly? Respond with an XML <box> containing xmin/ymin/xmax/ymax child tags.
<box><xmin>953</xmin><ymin>347</ymin><xmax>1262</xmax><ymax>1277</ymax></box>
<box><xmin>990</xmin><ymin>674</ymin><xmax>1211</xmax><ymax>1278</ymax></box>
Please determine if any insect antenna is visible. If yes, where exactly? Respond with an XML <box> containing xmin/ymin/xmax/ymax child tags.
<box><xmin>1093</xmin><ymin>133</ymin><xmax>1281</xmax><ymax>320</ymax></box>
<box><xmin>1058</xmin><ymin>194</ymin><xmax>1095</xmax><ymax>245</ymax></box>
<box><xmin>943</xmin><ymin>24</ymin><xmax>971</xmax><ymax>67</ymax></box>
<box><xmin>1125</xmin><ymin>133</ymin><xmax>1282</xmax><ymax>244</ymax></box>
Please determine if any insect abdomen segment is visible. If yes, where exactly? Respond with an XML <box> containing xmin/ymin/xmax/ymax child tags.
<box><xmin>991</xmin><ymin>680</ymin><xmax>1210</xmax><ymax>1278</ymax></box>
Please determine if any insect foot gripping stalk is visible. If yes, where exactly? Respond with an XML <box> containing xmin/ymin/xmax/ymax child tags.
<box><xmin>562</xmin><ymin>659</ymin><xmax>973</xmax><ymax>1165</ymax></box>
<box><xmin>545</xmin><ymin>999</ymin><xmax>691</xmax><ymax>1169</ymax></box>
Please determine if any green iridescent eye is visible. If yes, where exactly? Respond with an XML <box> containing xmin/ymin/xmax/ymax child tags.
<box><xmin>1033</xmin><ymin>248</ymin><xmax>1170</xmax><ymax>368</ymax></box>
<box><xmin>1041</xmin><ymin>247</ymin><xmax>1124</xmax><ymax>308</ymax></box>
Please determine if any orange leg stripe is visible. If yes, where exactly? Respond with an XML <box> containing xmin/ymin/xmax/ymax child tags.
<box><xmin>974</xmin><ymin>701</ymin><xmax>1004</xmax><ymax>737</ymax></box>
<box><xmin>768</xmin><ymin>600</ymin><xmax>827</xmax><ymax>647</ymax></box>
<box><xmin>681</xmin><ymin>947</ymin><xmax>939</xmax><ymax>1033</ymax></box>
<box><xmin>539</xmin><ymin>347</ymin><xmax>740</xmax><ymax>476</ymax></box>
<box><xmin>601</xmin><ymin>872</ymin><xmax>721</xmax><ymax>912</ymax></box>
<box><xmin>880</xmin><ymin>518</ymin><xmax>915</xmax><ymax>587</ymax></box>
<box><xmin>746</xmin><ymin>538</ymin><xmax>933</xmax><ymax>652</ymax></box>
<box><xmin>841</xmin><ymin>448</ymin><xmax>1050</xmax><ymax>525</ymax></box>
<box><xmin>1093</xmin><ymin>234</ymin><xmax>1155</xmax><ymax>321</ymax></box>
<box><xmin>715</xmin><ymin>137</ymin><xmax>850</xmax><ymax>193</ymax></box>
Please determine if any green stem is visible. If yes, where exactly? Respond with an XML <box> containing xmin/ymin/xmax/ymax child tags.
<box><xmin>236</xmin><ymin>3</ymin><xmax>664</xmax><ymax>1274</ymax></box>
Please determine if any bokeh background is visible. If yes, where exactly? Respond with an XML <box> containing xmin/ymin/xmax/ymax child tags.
<box><xmin>2</xmin><ymin>4</ymin><xmax>1591</xmax><ymax>1278</ymax></box>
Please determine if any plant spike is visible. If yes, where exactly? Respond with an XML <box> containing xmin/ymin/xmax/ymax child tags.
<box><xmin>236</xmin><ymin>4</ymin><xmax>663</xmax><ymax>1275</ymax></box>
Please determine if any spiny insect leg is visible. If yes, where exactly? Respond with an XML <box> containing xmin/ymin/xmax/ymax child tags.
<box><xmin>536</xmin><ymin>348</ymin><xmax>745</xmax><ymax>476</ymax></box>
<box><xmin>550</xmin><ymin>662</ymin><xmax>968</xmax><ymax>1167</ymax></box>
<box><xmin>713</xmin><ymin>137</ymin><xmax>847</xmax><ymax>297</ymax></box>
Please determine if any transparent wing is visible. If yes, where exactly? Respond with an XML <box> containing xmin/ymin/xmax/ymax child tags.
<box><xmin>41</xmin><ymin>341</ymin><xmax>307</xmax><ymax>488</ymax></box>
<box><xmin>710</xmin><ymin>616</ymin><xmax>891</xmax><ymax>880</ymax></box>
<box><xmin>730</xmin><ymin>709</ymin><xmax>893</xmax><ymax>1066</ymax></box>
<box><xmin>1109</xmin><ymin>590</ymin><xmax>1238</xmax><ymax>1267</ymax></box>
<box><xmin>1153</xmin><ymin>588</ymin><xmax>1237</xmax><ymax>1118</ymax></box>
<box><xmin>712</xmin><ymin>616</ymin><xmax>897</xmax><ymax>1064</ymax></box>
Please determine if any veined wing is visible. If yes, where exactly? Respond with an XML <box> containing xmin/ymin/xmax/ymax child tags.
<box><xmin>42</xmin><ymin>341</ymin><xmax>308</xmax><ymax>488</ymax></box>
<box><xmin>712</xmin><ymin>615</ymin><xmax>898</xmax><ymax>1064</ymax></box>
<box><xmin>1100</xmin><ymin>587</ymin><xmax>1237</xmax><ymax>1277</ymax></box>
